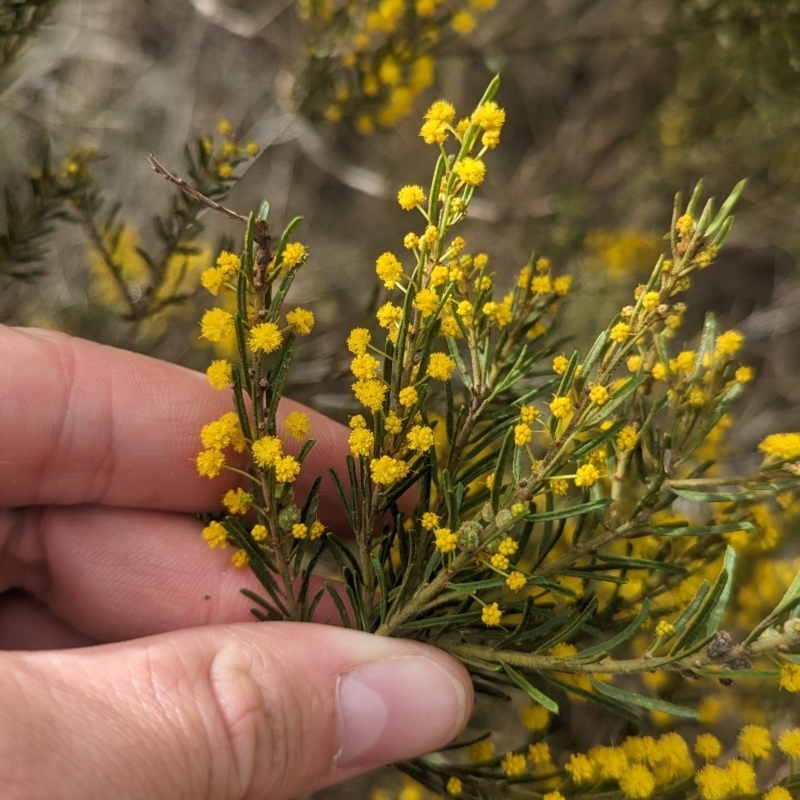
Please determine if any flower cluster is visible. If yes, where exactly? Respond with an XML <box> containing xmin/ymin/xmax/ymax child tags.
<box><xmin>189</xmin><ymin>81</ymin><xmax>800</xmax><ymax>800</ymax></box>
<box><xmin>296</xmin><ymin>0</ymin><xmax>500</xmax><ymax>131</ymax></box>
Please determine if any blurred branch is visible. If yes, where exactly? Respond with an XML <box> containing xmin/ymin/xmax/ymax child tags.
<box><xmin>0</xmin><ymin>0</ymin><xmax>59</xmax><ymax>69</ymax></box>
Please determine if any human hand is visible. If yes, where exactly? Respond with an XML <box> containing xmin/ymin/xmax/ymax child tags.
<box><xmin>0</xmin><ymin>326</ymin><xmax>473</xmax><ymax>800</ymax></box>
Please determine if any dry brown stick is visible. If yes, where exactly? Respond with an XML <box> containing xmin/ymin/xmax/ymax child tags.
<box><xmin>147</xmin><ymin>154</ymin><xmax>247</xmax><ymax>223</ymax></box>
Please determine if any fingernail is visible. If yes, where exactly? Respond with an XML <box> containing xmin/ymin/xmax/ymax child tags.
<box><xmin>334</xmin><ymin>655</ymin><xmax>468</xmax><ymax>769</ymax></box>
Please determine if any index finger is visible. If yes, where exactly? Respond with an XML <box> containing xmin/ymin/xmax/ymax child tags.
<box><xmin>0</xmin><ymin>326</ymin><xmax>350</xmax><ymax>512</ymax></box>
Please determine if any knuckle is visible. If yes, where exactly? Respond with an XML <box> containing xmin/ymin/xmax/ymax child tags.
<box><xmin>206</xmin><ymin>638</ymin><xmax>328</xmax><ymax>800</ymax></box>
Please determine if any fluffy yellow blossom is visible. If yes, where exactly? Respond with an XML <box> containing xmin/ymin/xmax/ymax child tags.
<box><xmin>202</xmin><ymin>520</ymin><xmax>228</xmax><ymax>549</ymax></box>
<box><xmin>451</xmin><ymin>10</ymin><xmax>476</xmax><ymax>33</ymax></box>
<box><xmin>428</xmin><ymin>352</ymin><xmax>456</xmax><ymax>380</ymax></box>
<box><xmin>281</xmin><ymin>242</ymin><xmax>306</xmax><ymax>268</ymax></box>
<box><xmin>404</xmin><ymin>232</ymin><xmax>419</xmax><ymax>249</ymax></box>
<box><xmin>737</xmin><ymin>725</ymin><xmax>771</xmax><ymax>760</ymax></box>
<box><xmin>216</xmin><ymin>251</ymin><xmax>240</xmax><ymax>275</ymax></box>
<box><xmin>549</xmin><ymin>641</ymin><xmax>578</xmax><ymax>659</ymax></box>
<box><xmin>550</xmin><ymin>396</ymin><xmax>573</xmax><ymax>419</ymax></box>
<box><xmin>759</xmin><ymin>433</ymin><xmax>800</xmax><ymax>461</ymax></box>
<box><xmin>425</xmin><ymin>99</ymin><xmax>456</xmax><ymax>124</ymax></box>
<box><xmin>445</xmin><ymin>776</ymin><xmax>462</xmax><ymax>796</ymax></box>
<box><xmin>200</xmin><ymin>413</ymin><xmax>245</xmax><ymax>452</ymax></box>
<box><xmin>532</xmin><ymin>275</ymin><xmax>552</xmax><ymax>294</ymax></box>
<box><xmin>520</xmin><ymin>704</ymin><xmax>549</xmax><ymax>732</ymax></box>
<box><xmin>490</xmin><ymin>553</ymin><xmax>509</xmax><ymax>570</ymax></box>
<box><xmin>422</xmin><ymin>225</ymin><xmax>438</xmax><ymax>245</ymax></box>
<box><xmin>371</xmin><ymin>455</ymin><xmax>409</xmax><ymax>484</ymax></box>
<box><xmin>430</xmin><ymin>265</ymin><xmax>450</xmax><ymax>287</ymax></box>
<box><xmin>472</xmin><ymin>100</ymin><xmax>505</xmax><ymax>133</ymax></box>
<box><xmin>249</xmin><ymin>322</ymin><xmax>282</xmax><ymax>353</ymax></box>
<box><xmin>377</xmin><ymin>302</ymin><xmax>403</xmax><ymax>328</ymax></box>
<box><xmin>420</xmin><ymin>512</ymin><xmax>440</xmax><ymax>530</ymax></box>
<box><xmin>420</xmin><ymin>118</ymin><xmax>448</xmax><ymax>144</ymax></box>
<box><xmin>627</xmin><ymin>354</ymin><xmax>642</xmax><ymax>372</ymax></box>
<box><xmin>651</xmin><ymin>362</ymin><xmax>668</xmax><ymax>381</ymax></box>
<box><xmin>780</xmin><ymin>662</ymin><xmax>800</xmax><ymax>691</ymax></box>
<box><xmin>284</xmin><ymin>410</ymin><xmax>311</xmax><ymax>440</ymax></box>
<box><xmin>497</xmin><ymin>538</ymin><xmax>517</xmax><ymax>557</ymax></box>
<box><xmin>529</xmin><ymin>742</ymin><xmax>552</xmax><ymax>766</ymax></box>
<box><xmin>406</xmin><ymin>425</ymin><xmax>435</xmax><ymax>453</ymax></box>
<box><xmin>414</xmin><ymin>287</ymin><xmax>439</xmax><ymax>316</ymax></box>
<box><xmin>347</xmin><ymin>328</ymin><xmax>371</xmax><ymax>355</ymax></box>
<box><xmin>695</xmin><ymin>764</ymin><xmax>734</xmax><ymax>800</ymax></box>
<box><xmin>589</xmin><ymin>384</ymin><xmax>609</xmax><ymax>405</ymax></box>
<box><xmin>565</xmin><ymin>753</ymin><xmax>595</xmax><ymax>785</ymax></box>
<box><xmin>716</xmin><ymin>329</ymin><xmax>744</xmax><ymax>356</ymax></box>
<box><xmin>688</xmin><ymin>387</ymin><xmax>706</xmax><ymax>406</ymax></box>
<box><xmin>200</xmin><ymin>267</ymin><xmax>225</xmax><ymax>295</ymax></box>
<box><xmin>250</xmin><ymin>524</ymin><xmax>267</xmax><ymax>542</ymax></box>
<box><xmin>590</xmin><ymin>746</ymin><xmax>628</xmax><ymax>780</ymax></box>
<box><xmin>351</xmin><ymin>352</ymin><xmax>380</xmax><ymax>380</ymax></box>
<box><xmin>482</xmin><ymin>299</ymin><xmax>513</xmax><ymax>327</ymax></box>
<box><xmin>618</xmin><ymin>764</ymin><xmax>655</xmax><ymax>799</ymax></box>
<box><xmin>201</xmin><ymin>308</ymin><xmax>235</xmax><ymax>342</ymax></box>
<box><xmin>553</xmin><ymin>275</ymin><xmax>572</xmax><ymax>295</ymax></box>
<box><xmin>778</xmin><ymin>727</ymin><xmax>800</xmax><ymax>758</ymax></box>
<box><xmin>292</xmin><ymin>523</ymin><xmax>308</xmax><ymax>539</ymax></box>
<box><xmin>353</xmin><ymin>379</ymin><xmax>388</xmax><ymax>411</ymax></box>
<box><xmin>641</xmin><ymin>291</ymin><xmax>660</xmax><ymax>311</ymax></box>
<box><xmin>616</xmin><ymin>426</ymin><xmax>637</xmax><ymax>450</ymax></box>
<box><xmin>231</xmin><ymin>549</ymin><xmax>248</xmax><ymax>568</ymax></box>
<box><xmin>376</xmin><ymin>252</ymin><xmax>404</xmax><ymax>288</ymax></box>
<box><xmin>468</xmin><ymin>740</ymin><xmax>495</xmax><ymax>763</ymax></box>
<box><xmin>309</xmin><ymin>520</ymin><xmax>325</xmax><ymax>539</ymax></box>
<box><xmin>398</xmin><ymin>185</ymin><xmax>427</xmax><ymax>210</ymax></box>
<box><xmin>655</xmin><ymin>619</ymin><xmax>675</xmax><ymax>637</ymax></box>
<box><xmin>435</xmin><ymin>527</ymin><xmax>458</xmax><ymax>553</ymax></box>
<box><xmin>506</xmin><ymin>571</ymin><xmax>526</xmax><ymax>591</ymax></box>
<box><xmin>553</xmin><ymin>355</ymin><xmax>569</xmax><ymax>375</ymax></box>
<box><xmin>514</xmin><ymin>423</ymin><xmax>532</xmax><ymax>446</ymax></box>
<box><xmin>501</xmin><ymin>752</ymin><xmax>526</xmax><ymax>777</ymax></box>
<box><xmin>196</xmin><ymin>448</ymin><xmax>225</xmax><ymax>478</ymax></box>
<box><xmin>543</xmin><ymin>794</ymin><xmax>565</xmax><ymax>800</ymax></box>
<box><xmin>726</xmin><ymin>759</ymin><xmax>756</xmax><ymax>795</ymax></box>
<box><xmin>454</xmin><ymin>157</ymin><xmax>486</xmax><ymax>186</ymax></box>
<box><xmin>207</xmin><ymin>359</ymin><xmax>233</xmax><ymax>390</ymax></box>
<box><xmin>385</xmin><ymin>411</ymin><xmax>403</xmax><ymax>434</ymax></box>
<box><xmin>520</xmin><ymin>405</ymin><xmax>538</xmax><ymax>424</ymax></box>
<box><xmin>763</xmin><ymin>788</ymin><xmax>792</xmax><ymax>800</ymax></box>
<box><xmin>349</xmin><ymin>427</ymin><xmax>374</xmax><ymax>457</ymax></box>
<box><xmin>218</xmin><ymin>164</ymin><xmax>233</xmax><ymax>179</ymax></box>
<box><xmin>482</xmin><ymin>602</ymin><xmax>502</xmax><ymax>626</ymax></box>
<box><xmin>550</xmin><ymin>478</ymin><xmax>569</xmax><ymax>495</ymax></box>
<box><xmin>274</xmin><ymin>455</ymin><xmax>301</xmax><ymax>483</ymax></box>
<box><xmin>286</xmin><ymin>307</ymin><xmax>314</xmax><ymax>335</ymax></box>
<box><xmin>441</xmin><ymin>315</ymin><xmax>460</xmax><ymax>337</ymax></box>
<box><xmin>676</xmin><ymin>214</ymin><xmax>694</xmax><ymax>234</ymax></box>
<box><xmin>695</xmin><ymin>733</ymin><xmax>722</xmax><ymax>761</ymax></box>
<box><xmin>252</xmin><ymin>435</ymin><xmax>283</xmax><ymax>468</ymax></box>
<box><xmin>399</xmin><ymin>386</ymin><xmax>418</xmax><ymax>406</ymax></box>
<box><xmin>223</xmin><ymin>488</ymin><xmax>253</xmax><ymax>515</ymax></box>
<box><xmin>736</xmin><ymin>365</ymin><xmax>754</xmax><ymax>383</ymax></box>
<box><xmin>610</xmin><ymin>321</ymin><xmax>632</xmax><ymax>343</ymax></box>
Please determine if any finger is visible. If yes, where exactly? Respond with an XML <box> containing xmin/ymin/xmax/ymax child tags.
<box><xmin>1</xmin><ymin>623</ymin><xmax>473</xmax><ymax>800</ymax></box>
<box><xmin>2</xmin><ymin>505</ymin><xmax>347</xmax><ymax>643</ymax></box>
<box><xmin>0</xmin><ymin>326</ymin><xmax>349</xmax><ymax>512</ymax></box>
<box><xmin>0</xmin><ymin>590</ymin><xmax>96</xmax><ymax>650</ymax></box>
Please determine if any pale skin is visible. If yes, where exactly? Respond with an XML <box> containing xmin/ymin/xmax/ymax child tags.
<box><xmin>0</xmin><ymin>325</ymin><xmax>473</xmax><ymax>800</ymax></box>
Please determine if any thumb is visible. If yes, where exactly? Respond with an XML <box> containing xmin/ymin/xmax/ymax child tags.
<box><xmin>1</xmin><ymin>622</ymin><xmax>473</xmax><ymax>800</ymax></box>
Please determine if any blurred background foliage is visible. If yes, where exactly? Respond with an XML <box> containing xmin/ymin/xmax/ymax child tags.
<box><xmin>2</xmin><ymin>1</ymin><xmax>800</xmax><ymax>795</ymax></box>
